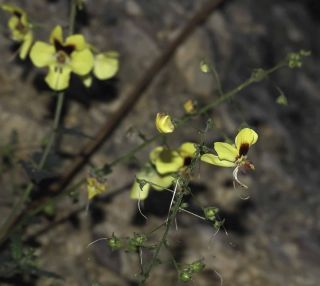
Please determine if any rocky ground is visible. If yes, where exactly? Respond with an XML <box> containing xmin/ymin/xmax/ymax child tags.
<box><xmin>0</xmin><ymin>0</ymin><xmax>320</xmax><ymax>285</ymax></box>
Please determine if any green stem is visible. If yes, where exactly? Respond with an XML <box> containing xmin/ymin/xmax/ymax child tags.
<box><xmin>68</xmin><ymin>0</ymin><xmax>77</xmax><ymax>35</ymax></box>
<box><xmin>139</xmin><ymin>193</ymin><xmax>184</xmax><ymax>285</ymax></box>
<box><xmin>38</xmin><ymin>92</ymin><xmax>64</xmax><ymax>169</ymax></box>
<box><xmin>197</xmin><ymin>61</ymin><xmax>287</xmax><ymax>116</ymax></box>
<box><xmin>164</xmin><ymin>241</ymin><xmax>180</xmax><ymax>273</ymax></box>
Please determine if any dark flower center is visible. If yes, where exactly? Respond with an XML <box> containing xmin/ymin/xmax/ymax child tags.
<box><xmin>183</xmin><ymin>157</ymin><xmax>192</xmax><ymax>166</ymax></box>
<box><xmin>54</xmin><ymin>39</ymin><xmax>75</xmax><ymax>56</ymax></box>
<box><xmin>13</xmin><ymin>11</ymin><xmax>22</xmax><ymax>18</ymax></box>
<box><xmin>15</xmin><ymin>21</ymin><xmax>27</xmax><ymax>34</ymax></box>
<box><xmin>56</xmin><ymin>51</ymin><xmax>68</xmax><ymax>64</ymax></box>
<box><xmin>239</xmin><ymin>143</ymin><xmax>249</xmax><ymax>156</ymax></box>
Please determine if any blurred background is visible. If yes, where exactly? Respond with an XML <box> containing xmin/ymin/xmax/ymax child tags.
<box><xmin>0</xmin><ymin>0</ymin><xmax>319</xmax><ymax>285</ymax></box>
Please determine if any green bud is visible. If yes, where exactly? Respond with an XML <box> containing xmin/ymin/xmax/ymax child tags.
<box><xmin>288</xmin><ymin>52</ymin><xmax>302</xmax><ymax>68</ymax></box>
<box><xmin>250</xmin><ymin>68</ymin><xmax>265</xmax><ymax>82</ymax></box>
<box><xmin>200</xmin><ymin>60</ymin><xmax>210</xmax><ymax>73</ymax></box>
<box><xmin>213</xmin><ymin>219</ymin><xmax>225</xmax><ymax>230</ymax></box>
<box><xmin>190</xmin><ymin>260</ymin><xmax>205</xmax><ymax>273</ymax></box>
<box><xmin>128</xmin><ymin>233</ymin><xmax>147</xmax><ymax>251</ymax></box>
<box><xmin>107</xmin><ymin>234</ymin><xmax>122</xmax><ymax>250</ymax></box>
<box><xmin>204</xmin><ymin>207</ymin><xmax>219</xmax><ymax>221</ymax></box>
<box><xmin>179</xmin><ymin>269</ymin><xmax>192</xmax><ymax>282</ymax></box>
<box><xmin>133</xmin><ymin>233</ymin><xmax>146</xmax><ymax>246</ymax></box>
<box><xmin>276</xmin><ymin>94</ymin><xmax>288</xmax><ymax>106</ymax></box>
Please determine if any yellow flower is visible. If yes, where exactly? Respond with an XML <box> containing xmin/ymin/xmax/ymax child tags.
<box><xmin>201</xmin><ymin>128</ymin><xmax>258</xmax><ymax>187</ymax></box>
<box><xmin>178</xmin><ymin>142</ymin><xmax>197</xmax><ymax>166</ymax></box>
<box><xmin>130</xmin><ymin>166</ymin><xmax>173</xmax><ymax>200</ymax></box>
<box><xmin>183</xmin><ymin>99</ymin><xmax>197</xmax><ymax>114</ymax></box>
<box><xmin>201</xmin><ymin>128</ymin><xmax>258</xmax><ymax>168</ymax></box>
<box><xmin>30</xmin><ymin>25</ymin><xmax>94</xmax><ymax>91</ymax></box>
<box><xmin>86</xmin><ymin>176</ymin><xmax>107</xmax><ymax>200</ymax></box>
<box><xmin>150</xmin><ymin>146</ymin><xmax>184</xmax><ymax>175</ymax></box>
<box><xmin>82</xmin><ymin>51</ymin><xmax>119</xmax><ymax>87</ymax></box>
<box><xmin>1</xmin><ymin>4</ymin><xmax>33</xmax><ymax>59</ymax></box>
<box><xmin>155</xmin><ymin>113</ymin><xmax>175</xmax><ymax>133</ymax></box>
<box><xmin>130</xmin><ymin>143</ymin><xmax>197</xmax><ymax>200</ymax></box>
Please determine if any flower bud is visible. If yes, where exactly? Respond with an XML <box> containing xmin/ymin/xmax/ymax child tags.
<box><xmin>203</xmin><ymin>207</ymin><xmax>219</xmax><ymax>221</ymax></box>
<box><xmin>179</xmin><ymin>269</ymin><xmax>192</xmax><ymax>282</ymax></box>
<box><xmin>107</xmin><ymin>234</ymin><xmax>121</xmax><ymax>250</ymax></box>
<box><xmin>155</xmin><ymin>113</ymin><xmax>175</xmax><ymax>133</ymax></box>
<box><xmin>190</xmin><ymin>260</ymin><xmax>205</xmax><ymax>273</ymax></box>
<box><xmin>183</xmin><ymin>100</ymin><xmax>197</xmax><ymax>114</ymax></box>
<box><xmin>132</xmin><ymin>233</ymin><xmax>147</xmax><ymax>246</ymax></box>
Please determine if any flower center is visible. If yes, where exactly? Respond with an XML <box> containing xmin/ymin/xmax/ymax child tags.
<box><xmin>13</xmin><ymin>11</ymin><xmax>22</xmax><ymax>18</ymax></box>
<box><xmin>159</xmin><ymin>149</ymin><xmax>175</xmax><ymax>163</ymax></box>
<box><xmin>183</xmin><ymin>157</ymin><xmax>192</xmax><ymax>166</ymax></box>
<box><xmin>56</xmin><ymin>50</ymin><xmax>69</xmax><ymax>65</ymax></box>
<box><xmin>15</xmin><ymin>21</ymin><xmax>28</xmax><ymax>35</ymax></box>
<box><xmin>239</xmin><ymin>143</ymin><xmax>249</xmax><ymax>156</ymax></box>
<box><xmin>54</xmin><ymin>39</ymin><xmax>75</xmax><ymax>56</ymax></box>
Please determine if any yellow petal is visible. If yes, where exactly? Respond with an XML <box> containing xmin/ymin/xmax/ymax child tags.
<box><xmin>50</xmin><ymin>25</ymin><xmax>63</xmax><ymax>45</ymax></box>
<box><xmin>8</xmin><ymin>16</ymin><xmax>19</xmax><ymax>32</ymax></box>
<box><xmin>19</xmin><ymin>32</ymin><xmax>33</xmax><ymax>59</ymax></box>
<box><xmin>65</xmin><ymin>34</ymin><xmax>87</xmax><ymax>50</ymax></box>
<box><xmin>150</xmin><ymin>147</ymin><xmax>184</xmax><ymax>175</ymax></box>
<box><xmin>1</xmin><ymin>4</ymin><xmax>24</xmax><ymax>14</ymax></box>
<box><xmin>235</xmin><ymin>128</ymin><xmax>258</xmax><ymax>154</ymax></box>
<box><xmin>87</xmin><ymin>177</ymin><xmax>107</xmax><ymax>200</ymax></box>
<box><xmin>201</xmin><ymin>154</ymin><xmax>236</xmax><ymax>167</ymax></box>
<box><xmin>178</xmin><ymin>142</ymin><xmax>196</xmax><ymax>158</ymax></box>
<box><xmin>45</xmin><ymin>65</ymin><xmax>71</xmax><ymax>91</ymax></box>
<box><xmin>130</xmin><ymin>169</ymin><xmax>174</xmax><ymax>200</ymax></box>
<box><xmin>70</xmin><ymin>49</ymin><xmax>94</xmax><ymax>75</ymax></box>
<box><xmin>183</xmin><ymin>99</ymin><xmax>196</xmax><ymax>114</ymax></box>
<box><xmin>214</xmin><ymin>142</ymin><xmax>238</xmax><ymax>162</ymax></box>
<box><xmin>155</xmin><ymin>113</ymin><xmax>175</xmax><ymax>133</ymax></box>
<box><xmin>30</xmin><ymin>41</ymin><xmax>55</xmax><ymax>67</ymax></box>
<box><xmin>130</xmin><ymin>170</ymin><xmax>151</xmax><ymax>200</ymax></box>
<box><xmin>82</xmin><ymin>74</ymin><xmax>93</xmax><ymax>87</ymax></box>
<box><xmin>151</xmin><ymin>174</ymin><xmax>174</xmax><ymax>191</ymax></box>
<box><xmin>93</xmin><ymin>52</ymin><xmax>119</xmax><ymax>80</ymax></box>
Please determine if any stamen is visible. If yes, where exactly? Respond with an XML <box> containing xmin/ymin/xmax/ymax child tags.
<box><xmin>137</xmin><ymin>187</ymin><xmax>148</xmax><ymax>220</ymax></box>
<box><xmin>166</xmin><ymin>178</ymin><xmax>179</xmax><ymax>223</ymax></box>
<box><xmin>139</xmin><ymin>247</ymin><xmax>143</xmax><ymax>272</ymax></box>
<box><xmin>232</xmin><ymin>166</ymin><xmax>248</xmax><ymax>189</ymax></box>
<box><xmin>87</xmin><ymin>237</ymin><xmax>108</xmax><ymax>248</ymax></box>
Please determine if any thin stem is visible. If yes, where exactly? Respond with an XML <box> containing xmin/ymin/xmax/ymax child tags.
<box><xmin>68</xmin><ymin>0</ymin><xmax>77</xmax><ymax>35</ymax></box>
<box><xmin>179</xmin><ymin>208</ymin><xmax>206</xmax><ymax>221</ymax></box>
<box><xmin>139</xmin><ymin>193</ymin><xmax>184</xmax><ymax>285</ymax></box>
<box><xmin>197</xmin><ymin>62</ymin><xmax>287</xmax><ymax>116</ymax></box>
<box><xmin>38</xmin><ymin>92</ymin><xmax>64</xmax><ymax>169</ymax></box>
<box><xmin>164</xmin><ymin>241</ymin><xmax>180</xmax><ymax>273</ymax></box>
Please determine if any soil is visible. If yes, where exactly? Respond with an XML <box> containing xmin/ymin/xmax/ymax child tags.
<box><xmin>0</xmin><ymin>0</ymin><xmax>319</xmax><ymax>285</ymax></box>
